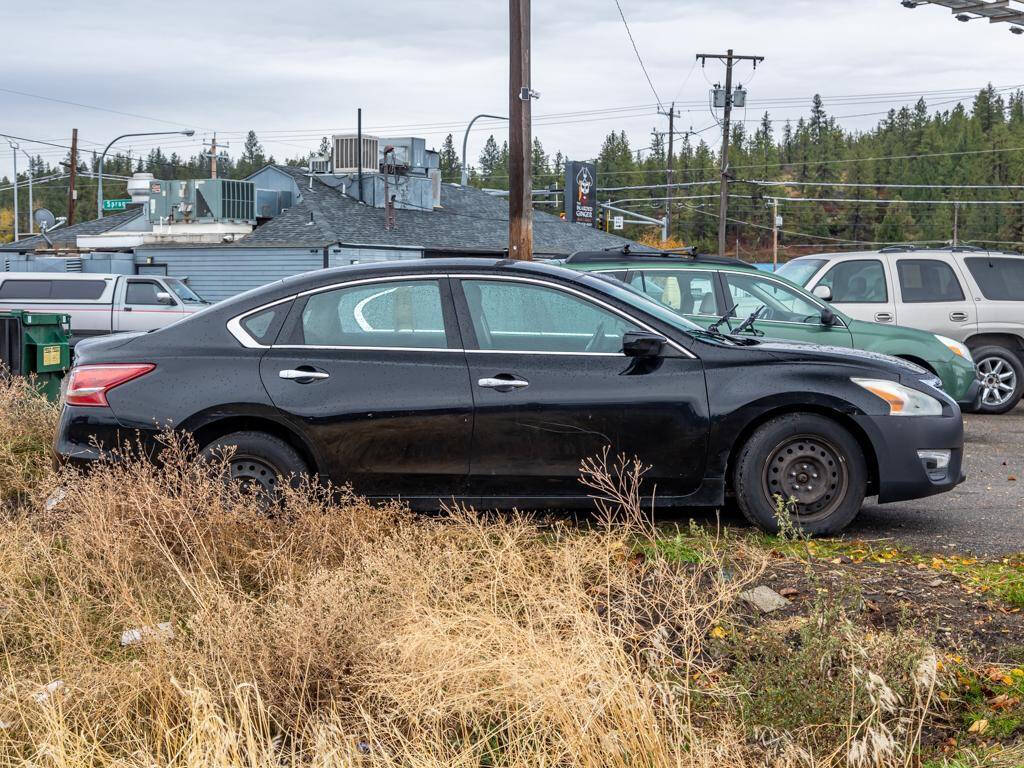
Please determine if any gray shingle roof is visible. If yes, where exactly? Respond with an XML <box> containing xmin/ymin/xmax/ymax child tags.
<box><xmin>243</xmin><ymin>165</ymin><xmax>638</xmax><ymax>255</ymax></box>
<box><xmin>0</xmin><ymin>206</ymin><xmax>145</xmax><ymax>252</ymax></box>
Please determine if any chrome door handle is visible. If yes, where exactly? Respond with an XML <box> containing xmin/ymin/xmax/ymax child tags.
<box><xmin>279</xmin><ymin>369</ymin><xmax>330</xmax><ymax>380</ymax></box>
<box><xmin>478</xmin><ymin>377</ymin><xmax>529</xmax><ymax>389</ymax></box>
<box><xmin>950</xmin><ymin>311</ymin><xmax>969</xmax><ymax>322</ymax></box>
<box><xmin>874</xmin><ymin>312</ymin><xmax>893</xmax><ymax>323</ymax></box>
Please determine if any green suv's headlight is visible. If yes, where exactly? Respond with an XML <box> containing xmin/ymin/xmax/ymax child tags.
<box><xmin>851</xmin><ymin>378</ymin><xmax>943</xmax><ymax>416</ymax></box>
<box><xmin>934</xmin><ymin>334</ymin><xmax>973</xmax><ymax>363</ymax></box>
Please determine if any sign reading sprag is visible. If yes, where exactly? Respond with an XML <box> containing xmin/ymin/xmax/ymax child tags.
<box><xmin>102</xmin><ymin>199</ymin><xmax>131</xmax><ymax>212</ymax></box>
<box><xmin>564</xmin><ymin>160</ymin><xmax>597</xmax><ymax>227</ymax></box>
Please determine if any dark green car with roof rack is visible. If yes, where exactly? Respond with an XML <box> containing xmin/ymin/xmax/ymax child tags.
<box><xmin>558</xmin><ymin>247</ymin><xmax>981</xmax><ymax>411</ymax></box>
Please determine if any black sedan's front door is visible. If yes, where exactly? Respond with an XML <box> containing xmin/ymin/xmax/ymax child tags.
<box><xmin>453</xmin><ymin>276</ymin><xmax>709</xmax><ymax>502</ymax></box>
<box><xmin>259</xmin><ymin>276</ymin><xmax>473</xmax><ymax>500</ymax></box>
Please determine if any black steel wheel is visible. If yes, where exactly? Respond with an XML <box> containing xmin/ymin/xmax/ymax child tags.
<box><xmin>201</xmin><ymin>431</ymin><xmax>309</xmax><ymax>496</ymax></box>
<box><xmin>734</xmin><ymin>413</ymin><xmax>867</xmax><ymax>536</ymax></box>
<box><xmin>761</xmin><ymin>435</ymin><xmax>849</xmax><ymax>523</ymax></box>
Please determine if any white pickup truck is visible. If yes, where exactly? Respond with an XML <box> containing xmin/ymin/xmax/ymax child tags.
<box><xmin>0</xmin><ymin>273</ymin><xmax>210</xmax><ymax>344</ymax></box>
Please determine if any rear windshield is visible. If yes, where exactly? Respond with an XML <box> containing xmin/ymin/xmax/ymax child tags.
<box><xmin>964</xmin><ymin>257</ymin><xmax>1024</xmax><ymax>301</ymax></box>
<box><xmin>776</xmin><ymin>258</ymin><xmax>826</xmax><ymax>286</ymax></box>
<box><xmin>0</xmin><ymin>279</ymin><xmax>106</xmax><ymax>300</ymax></box>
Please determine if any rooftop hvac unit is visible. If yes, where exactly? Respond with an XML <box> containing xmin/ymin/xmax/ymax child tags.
<box><xmin>309</xmin><ymin>155</ymin><xmax>331</xmax><ymax>174</ymax></box>
<box><xmin>334</xmin><ymin>134</ymin><xmax>379</xmax><ymax>174</ymax></box>
<box><xmin>194</xmin><ymin>179</ymin><xmax>255</xmax><ymax>221</ymax></box>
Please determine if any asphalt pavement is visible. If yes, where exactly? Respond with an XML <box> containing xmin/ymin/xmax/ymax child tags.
<box><xmin>845</xmin><ymin>406</ymin><xmax>1024</xmax><ymax>556</ymax></box>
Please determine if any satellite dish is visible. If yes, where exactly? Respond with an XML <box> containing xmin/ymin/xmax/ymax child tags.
<box><xmin>33</xmin><ymin>208</ymin><xmax>56</xmax><ymax>231</ymax></box>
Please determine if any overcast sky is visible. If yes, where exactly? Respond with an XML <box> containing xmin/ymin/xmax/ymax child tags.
<box><xmin>2</xmin><ymin>0</ymin><xmax>1021</xmax><ymax>182</ymax></box>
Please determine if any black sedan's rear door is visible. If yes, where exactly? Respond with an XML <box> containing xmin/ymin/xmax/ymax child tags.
<box><xmin>259</xmin><ymin>276</ymin><xmax>473</xmax><ymax>500</ymax></box>
<box><xmin>452</xmin><ymin>275</ymin><xmax>709</xmax><ymax>502</ymax></box>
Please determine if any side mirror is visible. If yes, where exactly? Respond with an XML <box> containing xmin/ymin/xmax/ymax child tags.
<box><xmin>812</xmin><ymin>284</ymin><xmax>833</xmax><ymax>301</ymax></box>
<box><xmin>155</xmin><ymin>291</ymin><xmax>174</xmax><ymax>305</ymax></box>
<box><xmin>820</xmin><ymin>308</ymin><xmax>837</xmax><ymax>327</ymax></box>
<box><xmin>622</xmin><ymin>331</ymin><xmax>666</xmax><ymax>358</ymax></box>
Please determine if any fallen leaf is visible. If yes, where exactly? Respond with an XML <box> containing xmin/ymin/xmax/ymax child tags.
<box><xmin>968</xmin><ymin>718</ymin><xmax>989</xmax><ymax>735</ymax></box>
<box><xmin>987</xmin><ymin>694</ymin><xmax>1021</xmax><ymax>710</ymax></box>
<box><xmin>1009</xmin><ymin>476</ymin><xmax>1018</xmax><ymax>482</ymax></box>
<box><xmin>710</xmin><ymin>626</ymin><xmax>726</xmax><ymax>639</ymax></box>
<box><xmin>779</xmin><ymin>587</ymin><xmax>799</xmax><ymax>598</ymax></box>
<box><xmin>864</xmin><ymin>599</ymin><xmax>881</xmax><ymax>613</ymax></box>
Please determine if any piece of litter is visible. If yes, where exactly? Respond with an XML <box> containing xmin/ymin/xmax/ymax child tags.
<box><xmin>739</xmin><ymin>586</ymin><xmax>791</xmax><ymax>613</ymax></box>
<box><xmin>44</xmin><ymin>487</ymin><xmax>68</xmax><ymax>512</ymax></box>
<box><xmin>33</xmin><ymin>680</ymin><xmax>64</xmax><ymax>704</ymax></box>
<box><xmin>120</xmin><ymin>622</ymin><xmax>174</xmax><ymax>647</ymax></box>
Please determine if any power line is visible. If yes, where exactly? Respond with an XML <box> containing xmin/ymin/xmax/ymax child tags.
<box><xmin>747</xmin><ymin>179</ymin><xmax>1024</xmax><ymax>190</ymax></box>
<box><xmin>612</xmin><ymin>0</ymin><xmax>662</xmax><ymax>107</ymax></box>
<box><xmin>0</xmin><ymin>87</ymin><xmax>204</xmax><ymax>131</ymax></box>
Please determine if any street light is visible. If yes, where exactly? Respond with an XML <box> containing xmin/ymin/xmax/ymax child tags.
<box><xmin>97</xmin><ymin>130</ymin><xmax>195</xmax><ymax>218</ymax></box>
<box><xmin>461</xmin><ymin>114</ymin><xmax>508</xmax><ymax>186</ymax></box>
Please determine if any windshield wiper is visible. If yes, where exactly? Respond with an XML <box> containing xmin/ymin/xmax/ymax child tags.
<box><xmin>731</xmin><ymin>305</ymin><xmax>765</xmax><ymax>336</ymax></box>
<box><xmin>706</xmin><ymin>304</ymin><xmax>736</xmax><ymax>335</ymax></box>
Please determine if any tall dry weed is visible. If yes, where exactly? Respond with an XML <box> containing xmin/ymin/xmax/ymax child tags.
<box><xmin>0</xmin><ymin>372</ymin><xmax>58</xmax><ymax>506</ymax></box>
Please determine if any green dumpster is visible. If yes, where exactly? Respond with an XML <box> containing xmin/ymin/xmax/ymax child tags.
<box><xmin>0</xmin><ymin>310</ymin><xmax>72</xmax><ymax>402</ymax></box>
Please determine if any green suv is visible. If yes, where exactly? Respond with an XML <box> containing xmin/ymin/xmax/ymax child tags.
<box><xmin>561</xmin><ymin>250</ymin><xmax>981</xmax><ymax>410</ymax></box>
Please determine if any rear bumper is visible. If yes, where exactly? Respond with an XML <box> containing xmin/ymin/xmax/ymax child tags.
<box><xmin>52</xmin><ymin>405</ymin><xmax>160</xmax><ymax>469</ymax></box>
<box><xmin>853</xmin><ymin>412</ymin><xmax>965</xmax><ymax>504</ymax></box>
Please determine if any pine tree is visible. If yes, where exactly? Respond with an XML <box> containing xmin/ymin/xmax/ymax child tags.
<box><xmin>477</xmin><ymin>135</ymin><xmax>501</xmax><ymax>185</ymax></box>
<box><xmin>438</xmin><ymin>134</ymin><xmax>461</xmax><ymax>182</ymax></box>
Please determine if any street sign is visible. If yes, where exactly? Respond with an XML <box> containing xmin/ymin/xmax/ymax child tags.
<box><xmin>612</xmin><ymin>215</ymin><xmax>624</xmax><ymax>231</ymax></box>
<box><xmin>103</xmin><ymin>199</ymin><xmax>131</xmax><ymax>212</ymax></box>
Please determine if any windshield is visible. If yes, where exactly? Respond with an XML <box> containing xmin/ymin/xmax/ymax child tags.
<box><xmin>165</xmin><ymin>278</ymin><xmax>209</xmax><ymax>304</ymax></box>
<box><xmin>776</xmin><ymin>258</ymin><xmax>826</xmax><ymax>287</ymax></box>
<box><xmin>581</xmin><ymin>272</ymin><xmax>739</xmax><ymax>344</ymax></box>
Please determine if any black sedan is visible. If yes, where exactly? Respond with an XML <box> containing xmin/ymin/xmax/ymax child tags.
<box><xmin>56</xmin><ymin>258</ymin><xmax>965</xmax><ymax>535</ymax></box>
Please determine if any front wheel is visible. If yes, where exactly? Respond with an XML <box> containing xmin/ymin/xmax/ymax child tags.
<box><xmin>734</xmin><ymin>413</ymin><xmax>867</xmax><ymax>536</ymax></box>
<box><xmin>972</xmin><ymin>345</ymin><xmax>1023</xmax><ymax>414</ymax></box>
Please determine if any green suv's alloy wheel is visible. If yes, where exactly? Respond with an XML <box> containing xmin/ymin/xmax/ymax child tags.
<box><xmin>761</xmin><ymin>434</ymin><xmax>849</xmax><ymax>522</ymax></box>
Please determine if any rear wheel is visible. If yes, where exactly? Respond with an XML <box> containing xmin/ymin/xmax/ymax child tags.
<box><xmin>734</xmin><ymin>413</ymin><xmax>867</xmax><ymax>536</ymax></box>
<box><xmin>972</xmin><ymin>345</ymin><xmax>1023</xmax><ymax>414</ymax></box>
<box><xmin>200</xmin><ymin>431</ymin><xmax>309</xmax><ymax>495</ymax></box>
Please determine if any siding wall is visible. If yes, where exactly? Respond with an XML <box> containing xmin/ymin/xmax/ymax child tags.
<box><xmin>328</xmin><ymin>246</ymin><xmax>423</xmax><ymax>267</ymax></box>
<box><xmin>135</xmin><ymin>246</ymin><xmax>324</xmax><ymax>302</ymax></box>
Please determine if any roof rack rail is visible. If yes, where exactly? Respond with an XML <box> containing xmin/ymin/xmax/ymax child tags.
<box><xmin>564</xmin><ymin>246</ymin><xmax>757</xmax><ymax>269</ymax></box>
<box><xmin>879</xmin><ymin>244</ymin><xmax>988</xmax><ymax>254</ymax></box>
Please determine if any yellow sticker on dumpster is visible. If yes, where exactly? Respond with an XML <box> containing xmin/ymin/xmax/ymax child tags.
<box><xmin>42</xmin><ymin>345</ymin><xmax>61</xmax><ymax>366</ymax></box>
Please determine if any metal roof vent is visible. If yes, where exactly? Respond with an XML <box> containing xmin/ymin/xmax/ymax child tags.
<box><xmin>333</xmin><ymin>134</ymin><xmax>379</xmax><ymax>174</ymax></box>
<box><xmin>309</xmin><ymin>154</ymin><xmax>331</xmax><ymax>174</ymax></box>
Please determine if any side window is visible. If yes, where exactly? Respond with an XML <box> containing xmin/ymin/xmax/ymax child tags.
<box><xmin>241</xmin><ymin>306</ymin><xmax>286</xmax><ymax>345</ymax></box>
<box><xmin>634</xmin><ymin>270</ymin><xmax>717</xmax><ymax>315</ymax></box>
<box><xmin>50</xmin><ymin>280</ymin><xmax>107</xmax><ymax>300</ymax></box>
<box><xmin>817</xmin><ymin>260</ymin><xmax>888</xmax><ymax>303</ymax></box>
<box><xmin>300</xmin><ymin>280</ymin><xmax>448</xmax><ymax>349</ymax></box>
<box><xmin>896</xmin><ymin>259</ymin><xmax>965</xmax><ymax>303</ymax></box>
<box><xmin>723</xmin><ymin>274</ymin><xmax>824</xmax><ymax>324</ymax></box>
<box><xmin>965</xmin><ymin>257</ymin><xmax>1024</xmax><ymax>301</ymax></box>
<box><xmin>461</xmin><ymin>279</ymin><xmax>641</xmax><ymax>354</ymax></box>
<box><xmin>125</xmin><ymin>280</ymin><xmax>168</xmax><ymax>306</ymax></box>
<box><xmin>0</xmin><ymin>280</ymin><xmax>51</xmax><ymax>299</ymax></box>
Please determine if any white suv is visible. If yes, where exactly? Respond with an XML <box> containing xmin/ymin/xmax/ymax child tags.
<box><xmin>778</xmin><ymin>246</ymin><xmax>1024</xmax><ymax>414</ymax></box>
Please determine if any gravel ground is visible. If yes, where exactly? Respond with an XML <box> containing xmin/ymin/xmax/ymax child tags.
<box><xmin>846</xmin><ymin>406</ymin><xmax>1024</xmax><ymax>556</ymax></box>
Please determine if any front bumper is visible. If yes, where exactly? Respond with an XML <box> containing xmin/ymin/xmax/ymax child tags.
<box><xmin>956</xmin><ymin>376</ymin><xmax>983</xmax><ymax>411</ymax></box>
<box><xmin>853</xmin><ymin>413</ymin><xmax>965</xmax><ymax>504</ymax></box>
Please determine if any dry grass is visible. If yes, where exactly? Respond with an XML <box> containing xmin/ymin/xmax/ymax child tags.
<box><xmin>0</xmin><ymin>382</ymin><xmax>974</xmax><ymax>767</ymax></box>
<box><xmin>0</xmin><ymin>372</ymin><xmax>59</xmax><ymax>505</ymax></box>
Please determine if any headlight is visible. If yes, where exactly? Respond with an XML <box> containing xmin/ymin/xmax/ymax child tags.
<box><xmin>934</xmin><ymin>334</ymin><xmax>972</xmax><ymax>362</ymax></box>
<box><xmin>851</xmin><ymin>377</ymin><xmax>943</xmax><ymax>416</ymax></box>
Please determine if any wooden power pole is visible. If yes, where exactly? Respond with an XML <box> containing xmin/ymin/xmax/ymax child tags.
<box><xmin>67</xmin><ymin>128</ymin><xmax>78</xmax><ymax>225</ymax></box>
<box><xmin>696</xmin><ymin>50</ymin><xmax>764</xmax><ymax>257</ymax></box>
<box><xmin>508</xmin><ymin>0</ymin><xmax>533</xmax><ymax>260</ymax></box>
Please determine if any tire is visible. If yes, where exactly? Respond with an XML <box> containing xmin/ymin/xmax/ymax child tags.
<box><xmin>971</xmin><ymin>345</ymin><xmax>1024</xmax><ymax>415</ymax></box>
<box><xmin>733</xmin><ymin>413</ymin><xmax>867</xmax><ymax>536</ymax></box>
<box><xmin>200</xmin><ymin>431</ymin><xmax>309</xmax><ymax>495</ymax></box>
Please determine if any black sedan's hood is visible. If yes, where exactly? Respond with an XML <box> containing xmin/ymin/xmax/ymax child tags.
<box><xmin>751</xmin><ymin>339</ymin><xmax>941</xmax><ymax>388</ymax></box>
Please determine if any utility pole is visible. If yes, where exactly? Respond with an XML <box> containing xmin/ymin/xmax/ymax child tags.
<box><xmin>508</xmin><ymin>0</ymin><xmax>536</xmax><ymax>260</ymax></box>
<box><xmin>20</xmin><ymin>148</ymin><xmax>33</xmax><ymax>234</ymax></box>
<box><xmin>696</xmin><ymin>49</ymin><xmax>764</xmax><ymax>256</ymax></box>
<box><xmin>772</xmin><ymin>198</ymin><xmax>779</xmax><ymax>269</ymax></box>
<box><xmin>657</xmin><ymin>102</ymin><xmax>679</xmax><ymax>241</ymax></box>
<box><xmin>203</xmin><ymin>133</ymin><xmax>229</xmax><ymax>179</ymax></box>
<box><xmin>67</xmin><ymin>129</ymin><xmax>78</xmax><ymax>225</ymax></box>
<box><xmin>7</xmin><ymin>140</ymin><xmax>18</xmax><ymax>242</ymax></box>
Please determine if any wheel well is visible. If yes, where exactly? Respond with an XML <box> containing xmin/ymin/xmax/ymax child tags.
<box><xmin>965</xmin><ymin>333</ymin><xmax>1024</xmax><ymax>355</ymax></box>
<box><xmin>724</xmin><ymin>406</ymin><xmax>879</xmax><ymax>498</ymax></box>
<box><xmin>189</xmin><ymin>416</ymin><xmax>320</xmax><ymax>477</ymax></box>
<box><xmin>894</xmin><ymin>355</ymin><xmax>935</xmax><ymax>375</ymax></box>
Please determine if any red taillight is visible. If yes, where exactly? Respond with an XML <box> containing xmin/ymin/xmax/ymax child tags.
<box><xmin>65</xmin><ymin>364</ymin><xmax>155</xmax><ymax>407</ymax></box>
